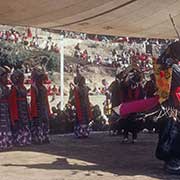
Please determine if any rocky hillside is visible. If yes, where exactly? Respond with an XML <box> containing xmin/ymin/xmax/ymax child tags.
<box><xmin>0</xmin><ymin>26</ymin><xmax>116</xmax><ymax>93</ymax></box>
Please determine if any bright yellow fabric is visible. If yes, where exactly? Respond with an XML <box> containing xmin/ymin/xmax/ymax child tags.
<box><xmin>153</xmin><ymin>59</ymin><xmax>172</xmax><ymax>103</ymax></box>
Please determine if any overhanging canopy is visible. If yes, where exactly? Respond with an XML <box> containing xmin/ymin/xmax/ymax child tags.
<box><xmin>1</xmin><ymin>0</ymin><xmax>180</xmax><ymax>39</ymax></box>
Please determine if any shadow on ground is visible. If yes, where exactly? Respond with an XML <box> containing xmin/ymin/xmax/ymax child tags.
<box><xmin>2</xmin><ymin>133</ymin><xmax>179</xmax><ymax>179</ymax></box>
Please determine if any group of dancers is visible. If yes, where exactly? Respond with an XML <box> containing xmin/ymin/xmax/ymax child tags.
<box><xmin>0</xmin><ymin>66</ymin><xmax>50</xmax><ymax>151</ymax></box>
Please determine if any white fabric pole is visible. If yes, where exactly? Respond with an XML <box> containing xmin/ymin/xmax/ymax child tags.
<box><xmin>60</xmin><ymin>35</ymin><xmax>64</xmax><ymax>110</ymax></box>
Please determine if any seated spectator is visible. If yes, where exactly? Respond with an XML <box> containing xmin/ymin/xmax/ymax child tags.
<box><xmin>44</xmin><ymin>41</ymin><xmax>50</xmax><ymax>51</ymax></box>
<box><xmin>50</xmin><ymin>42</ymin><xmax>55</xmax><ymax>51</ymax></box>
<box><xmin>112</xmin><ymin>49</ymin><xmax>117</xmax><ymax>57</ymax></box>
<box><xmin>51</xmin><ymin>85</ymin><xmax>59</xmax><ymax>102</ymax></box>
<box><xmin>27</xmin><ymin>28</ymin><xmax>32</xmax><ymax>39</ymax></box>
<box><xmin>52</xmin><ymin>85</ymin><xmax>58</xmax><ymax>95</ymax></box>
<box><xmin>54</xmin><ymin>43</ymin><xmax>59</xmax><ymax>53</ymax></box>
<box><xmin>81</xmin><ymin>49</ymin><xmax>88</xmax><ymax>61</ymax></box>
<box><xmin>23</xmin><ymin>37</ymin><xmax>29</xmax><ymax>46</ymax></box>
<box><xmin>13</xmin><ymin>32</ymin><xmax>19</xmax><ymax>43</ymax></box>
<box><xmin>102</xmin><ymin>79</ymin><xmax>109</xmax><ymax>93</ymax></box>
<box><xmin>69</xmin><ymin>65</ymin><xmax>73</xmax><ymax>73</ymax></box>
<box><xmin>92</xmin><ymin>86</ymin><xmax>101</xmax><ymax>95</ymax></box>
<box><xmin>0</xmin><ymin>31</ymin><xmax>2</xmax><ymax>39</ymax></box>
<box><xmin>9</xmin><ymin>33</ymin><xmax>15</xmax><ymax>42</ymax></box>
<box><xmin>6</xmin><ymin>31</ymin><xmax>11</xmax><ymax>41</ymax></box>
<box><xmin>74</xmin><ymin>43</ymin><xmax>80</xmax><ymax>51</ymax></box>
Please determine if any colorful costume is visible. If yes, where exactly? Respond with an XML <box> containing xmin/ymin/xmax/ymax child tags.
<box><xmin>9</xmin><ymin>70</ymin><xmax>31</xmax><ymax>146</ymax></box>
<box><xmin>0</xmin><ymin>67</ymin><xmax>13</xmax><ymax>150</ymax></box>
<box><xmin>70</xmin><ymin>75</ymin><xmax>92</xmax><ymax>138</ymax></box>
<box><xmin>73</xmin><ymin>85</ymin><xmax>92</xmax><ymax>138</ymax></box>
<box><xmin>154</xmin><ymin>41</ymin><xmax>180</xmax><ymax>174</ymax></box>
<box><xmin>30</xmin><ymin>69</ymin><xmax>50</xmax><ymax>144</ymax></box>
<box><xmin>154</xmin><ymin>65</ymin><xmax>180</xmax><ymax>173</ymax></box>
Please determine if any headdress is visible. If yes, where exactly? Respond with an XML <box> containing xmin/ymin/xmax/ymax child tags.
<box><xmin>11</xmin><ymin>69</ymin><xmax>24</xmax><ymax>85</ymax></box>
<box><xmin>31</xmin><ymin>67</ymin><xmax>47</xmax><ymax>82</ymax></box>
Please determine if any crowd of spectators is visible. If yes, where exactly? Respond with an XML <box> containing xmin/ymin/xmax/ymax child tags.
<box><xmin>0</xmin><ymin>28</ymin><xmax>60</xmax><ymax>53</ymax></box>
<box><xmin>73</xmin><ymin>41</ymin><xmax>155</xmax><ymax>71</ymax></box>
<box><xmin>70</xmin><ymin>31</ymin><xmax>175</xmax><ymax>71</ymax></box>
<box><xmin>0</xmin><ymin>27</ymin><xmax>175</xmax><ymax>70</ymax></box>
<box><xmin>59</xmin><ymin>29</ymin><xmax>173</xmax><ymax>47</ymax></box>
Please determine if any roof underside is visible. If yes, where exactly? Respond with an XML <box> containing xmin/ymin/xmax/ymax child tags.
<box><xmin>1</xmin><ymin>0</ymin><xmax>180</xmax><ymax>39</ymax></box>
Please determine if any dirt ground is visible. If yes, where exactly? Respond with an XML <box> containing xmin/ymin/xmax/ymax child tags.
<box><xmin>0</xmin><ymin>132</ymin><xmax>179</xmax><ymax>180</ymax></box>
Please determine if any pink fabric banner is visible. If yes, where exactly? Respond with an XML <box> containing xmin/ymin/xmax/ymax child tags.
<box><xmin>120</xmin><ymin>96</ymin><xmax>159</xmax><ymax>117</ymax></box>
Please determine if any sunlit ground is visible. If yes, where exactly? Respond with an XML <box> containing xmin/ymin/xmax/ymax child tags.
<box><xmin>0</xmin><ymin>132</ymin><xmax>179</xmax><ymax>180</ymax></box>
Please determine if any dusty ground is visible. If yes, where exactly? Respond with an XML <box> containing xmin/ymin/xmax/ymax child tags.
<box><xmin>0</xmin><ymin>132</ymin><xmax>179</xmax><ymax>180</ymax></box>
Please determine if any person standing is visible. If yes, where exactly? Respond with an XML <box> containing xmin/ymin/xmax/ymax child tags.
<box><xmin>70</xmin><ymin>75</ymin><xmax>92</xmax><ymax>138</ymax></box>
<box><xmin>122</xmin><ymin>71</ymin><xmax>145</xmax><ymax>143</ymax></box>
<box><xmin>108</xmin><ymin>72</ymin><xmax>125</xmax><ymax>108</ymax></box>
<box><xmin>9</xmin><ymin>69</ymin><xmax>31</xmax><ymax>146</ymax></box>
<box><xmin>50</xmin><ymin>85</ymin><xmax>58</xmax><ymax>102</ymax></box>
<box><xmin>0</xmin><ymin>67</ymin><xmax>13</xmax><ymax>150</ymax></box>
<box><xmin>30</xmin><ymin>68</ymin><xmax>51</xmax><ymax>144</ymax></box>
<box><xmin>108</xmin><ymin>72</ymin><xmax>125</xmax><ymax>135</ymax></box>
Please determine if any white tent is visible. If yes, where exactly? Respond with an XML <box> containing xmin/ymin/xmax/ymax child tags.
<box><xmin>0</xmin><ymin>0</ymin><xmax>180</xmax><ymax>39</ymax></box>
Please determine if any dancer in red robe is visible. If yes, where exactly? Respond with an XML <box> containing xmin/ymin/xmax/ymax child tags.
<box><xmin>0</xmin><ymin>67</ymin><xmax>13</xmax><ymax>150</ymax></box>
<box><xmin>70</xmin><ymin>75</ymin><xmax>92</xmax><ymax>138</ymax></box>
<box><xmin>30</xmin><ymin>68</ymin><xmax>50</xmax><ymax>144</ymax></box>
<box><xmin>9</xmin><ymin>69</ymin><xmax>31</xmax><ymax>146</ymax></box>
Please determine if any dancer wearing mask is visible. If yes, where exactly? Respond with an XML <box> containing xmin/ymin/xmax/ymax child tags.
<box><xmin>70</xmin><ymin>74</ymin><xmax>92</xmax><ymax>138</ymax></box>
<box><xmin>9</xmin><ymin>69</ymin><xmax>31</xmax><ymax>146</ymax></box>
<box><xmin>0</xmin><ymin>67</ymin><xmax>13</xmax><ymax>150</ymax></box>
<box><xmin>30</xmin><ymin>68</ymin><xmax>50</xmax><ymax>144</ymax></box>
